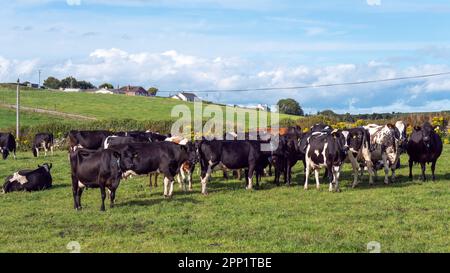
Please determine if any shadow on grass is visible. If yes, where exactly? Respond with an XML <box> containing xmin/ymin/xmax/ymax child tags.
<box><xmin>117</xmin><ymin>195</ymin><xmax>202</xmax><ymax>207</ymax></box>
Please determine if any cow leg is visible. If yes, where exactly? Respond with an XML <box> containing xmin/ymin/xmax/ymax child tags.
<box><xmin>109</xmin><ymin>188</ymin><xmax>116</xmax><ymax>208</ymax></box>
<box><xmin>201</xmin><ymin>164</ymin><xmax>212</xmax><ymax>195</ymax></box>
<box><xmin>431</xmin><ymin>160</ymin><xmax>437</xmax><ymax>181</ymax></box>
<box><xmin>99</xmin><ymin>185</ymin><xmax>106</xmax><ymax>211</ymax></box>
<box><xmin>36</xmin><ymin>148</ymin><xmax>40</xmax><ymax>158</ymax></box>
<box><xmin>188</xmin><ymin>172</ymin><xmax>193</xmax><ymax>191</ymax></box>
<box><xmin>304</xmin><ymin>164</ymin><xmax>310</xmax><ymax>190</ymax></box>
<box><xmin>314</xmin><ymin>169</ymin><xmax>321</xmax><ymax>190</ymax></box>
<box><xmin>348</xmin><ymin>153</ymin><xmax>359</xmax><ymax>188</ymax></box>
<box><xmin>246</xmin><ymin>165</ymin><xmax>255</xmax><ymax>190</ymax></box>
<box><xmin>168</xmin><ymin>177</ymin><xmax>175</xmax><ymax>197</ymax></box>
<box><xmin>268</xmin><ymin>163</ymin><xmax>273</xmax><ymax>176</ymax></box>
<box><xmin>43</xmin><ymin>143</ymin><xmax>48</xmax><ymax>157</ymax></box>
<box><xmin>333</xmin><ymin>165</ymin><xmax>341</xmax><ymax>192</ymax></box>
<box><xmin>163</xmin><ymin>177</ymin><xmax>170</xmax><ymax>197</ymax></box>
<box><xmin>274</xmin><ymin>164</ymin><xmax>280</xmax><ymax>186</ymax></box>
<box><xmin>154</xmin><ymin>173</ymin><xmax>158</xmax><ymax>187</ymax></box>
<box><xmin>409</xmin><ymin>159</ymin><xmax>413</xmax><ymax>180</ymax></box>
<box><xmin>50</xmin><ymin>145</ymin><xmax>54</xmax><ymax>156</ymax></box>
<box><xmin>286</xmin><ymin>160</ymin><xmax>292</xmax><ymax>186</ymax></box>
<box><xmin>390</xmin><ymin>165</ymin><xmax>396</xmax><ymax>183</ymax></box>
<box><xmin>366</xmin><ymin>160</ymin><xmax>375</xmax><ymax>185</ymax></box>
<box><xmin>382</xmin><ymin>153</ymin><xmax>389</xmax><ymax>184</ymax></box>
<box><xmin>177</xmin><ymin>173</ymin><xmax>182</xmax><ymax>189</ymax></box>
<box><xmin>149</xmin><ymin>174</ymin><xmax>153</xmax><ymax>190</ymax></box>
<box><xmin>420</xmin><ymin>162</ymin><xmax>426</xmax><ymax>181</ymax></box>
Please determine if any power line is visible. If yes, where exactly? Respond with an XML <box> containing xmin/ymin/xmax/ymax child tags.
<box><xmin>158</xmin><ymin>71</ymin><xmax>450</xmax><ymax>93</ymax></box>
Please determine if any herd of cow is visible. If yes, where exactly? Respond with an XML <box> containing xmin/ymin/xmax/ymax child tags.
<box><xmin>0</xmin><ymin>121</ymin><xmax>443</xmax><ymax>211</ymax></box>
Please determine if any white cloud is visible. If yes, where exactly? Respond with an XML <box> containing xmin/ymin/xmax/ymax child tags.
<box><xmin>3</xmin><ymin>48</ymin><xmax>448</xmax><ymax>114</ymax></box>
<box><xmin>366</xmin><ymin>0</ymin><xmax>381</xmax><ymax>6</ymax></box>
<box><xmin>66</xmin><ymin>0</ymin><xmax>81</xmax><ymax>6</ymax></box>
<box><xmin>0</xmin><ymin>56</ymin><xmax>39</xmax><ymax>82</ymax></box>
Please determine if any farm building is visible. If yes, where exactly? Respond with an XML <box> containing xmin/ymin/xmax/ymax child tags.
<box><xmin>119</xmin><ymin>85</ymin><xmax>149</xmax><ymax>96</ymax></box>
<box><xmin>171</xmin><ymin>92</ymin><xmax>200</xmax><ymax>102</ymax></box>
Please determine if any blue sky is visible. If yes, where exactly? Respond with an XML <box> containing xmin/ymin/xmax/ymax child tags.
<box><xmin>1</xmin><ymin>0</ymin><xmax>450</xmax><ymax>114</ymax></box>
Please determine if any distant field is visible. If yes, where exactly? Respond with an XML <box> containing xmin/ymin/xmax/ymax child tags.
<box><xmin>0</xmin><ymin>108</ymin><xmax>66</xmax><ymax>129</ymax></box>
<box><xmin>0</xmin><ymin>147</ymin><xmax>448</xmax><ymax>252</ymax></box>
<box><xmin>0</xmin><ymin>87</ymin><xmax>298</xmax><ymax>125</ymax></box>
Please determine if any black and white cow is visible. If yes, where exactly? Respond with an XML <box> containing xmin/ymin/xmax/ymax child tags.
<box><xmin>110</xmin><ymin>141</ymin><xmax>197</xmax><ymax>198</ymax></box>
<box><xmin>407</xmin><ymin>122</ymin><xmax>443</xmax><ymax>181</ymax></box>
<box><xmin>0</xmin><ymin>132</ymin><xmax>17</xmax><ymax>160</ymax></box>
<box><xmin>196</xmin><ymin>140</ymin><xmax>271</xmax><ymax>194</ymax></box>
<box><xmin>3</xmin><ymin>163</ymin><xmax>52</xmax><ymax>193</ymax></box>
<box><xmin>341</xmin><ymin>127</ymin><xmax>374</xmax><ymax>187</ymax></box>
<box><xmin>69</xmin><ymin>148</ymin><xmax>125</xmax><ymax>211</ymax></box>
<box><xmin>32</xmin><ymin>133</ymin><xmax>54</xmax><ymax>157</ymax></box>
<box><xmin>68</xmin><ymin>130</ymin><xmax>112</xmax><ymax>151</ymax></box>
<box><xmin>364</xmin><ymin>123</ymin><xmax>401</xmax><ymax>184</ymax></box>
<box><xmin>303</xmin><ymin>129</ymin><xmax>348</xmax><ymax>192</ymax></box>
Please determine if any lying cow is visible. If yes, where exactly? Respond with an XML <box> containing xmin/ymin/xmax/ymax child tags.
<box><xmin>0</xmin><ymin>132</ymin><xmax>17</xmax><ymax>160</ymax></box>
<box><xmin>303</xmin><ymin>129</ymin><xmax>348</xmax><ymax>192</ymax></box>
<box><xmin>109</xmin><ymin>141</ymin><xmax>197</xmax><ymax>198</ymax></box>
<box><xmin>69</xmin><ymin>149</ymin><xmax>125</xmax><ymax>211</ymax></box>
<box><xmin>3</xmin><ymin>163</ymin><xmax>53</xmax><ymax>193</ymax></box>
<box><xmin>32</xmin><ymin>133</ymin><xmax>54</xmax><ymax>157</ymax></box>
<box><xmin>196</xmin><ymin>139</ymin><xmax>271</xmax><ymax>194</ymax></box>
<box><xmin>407</xmin><ymin>122</ymin><xmax>443</xmax><ymax>181</ymax></box>
<box><xmin>364</xmin><ymin>123</ymin><xmax>401</xmax><ymax>184</ymax></box>
<box><xmin>68</xmin><ymin>130</ymin><xmax>112</xmax><ymax>151</ymax></box>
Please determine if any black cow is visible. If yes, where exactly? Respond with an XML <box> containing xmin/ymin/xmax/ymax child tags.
<box><xmin>68</xmin><ymin>130</ymin><xmax>112</xmax><ymax>151</ymax></box>
<box><xmin>272</xmin><ymin>127</ymin><xmax>304</xmax><ymax>186</ymax></box>
<box><xmin>196</xmin><ymin>140</ymin><xmax>271</xmax><ymax>194</ymax></box>
<box><xmin>407</xmin><ymin>122</ymin><xmax>443</xmax><ymax>181</ymax></box>
<box><xmin>32</xmin><ymin>133</ymin><xmax>54</xmax><ymax>157</ymax></box>
<box><xmin>3</xmin><ymin>163</ymin><xmax>52</xmax><ymax>193</ymax></box>
<box><xmin>115</xmin><ymin>131</ymin><xmax>169</xmax><ymax>142</ymax></box>
<box><xmin>103</xmin><ymin>136</ymin><xmax>142</xmax><ymax>149</ymax></box>
<box><xmin>0</xmin><ymin>132</ymin><xmax>17</xmax><ymax>160</ymax></box>
<box><xmin>69</xmin><ymin>148</ymin><xmax>125</xmax><ymax>211</ymax></box>
<box><xmin>303</xmin><ymin>130</ymin><xmax>348</xmax><ymax>192</ymax></box>
<box><xmin>110</xmin><ymin>141</ymin><xmax>197</xmax><ymax>198</ymax></box>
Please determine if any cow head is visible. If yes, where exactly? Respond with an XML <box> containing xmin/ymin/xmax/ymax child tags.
<box><xmin>419</xmin><ymin>122</ymin><xmax>435</xmax><ymax>149</ymax></box>
<box><xmin>38</xmin><ymin>163</ymin><xmax>52</xmax><ymax>173</ymax></box>
<box><xmin>116</xmin><ymin>147</ymin><xmax>138</xmax><ymax>171</ymax></box>
<box><xmin>344</xmin><ymin>129</ymin><xmax>367</xmax><ymax>153</ymax></box>
<box><xmin>180</xmin><ymin>141</ymin><xmax>198</xmax><ymax>164</ymax></box>
<box><xmin>331</xmin><ymin>129</ymin><xmax>349</xmax><ymax>158</ymax></box>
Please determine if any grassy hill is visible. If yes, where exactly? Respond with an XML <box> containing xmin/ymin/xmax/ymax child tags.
<box><xmin>0</xmin><ymin>85</ymin><xmax>298</xmax><ymax>130</ymax></box>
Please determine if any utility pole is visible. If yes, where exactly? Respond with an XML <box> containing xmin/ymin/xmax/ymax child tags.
<box><xmin>38</xmin><ymin>70</ymin><xmax>41</xmax><ymax>88</ymax></box>
<box><xmin>16</xmin><ymin>78</ymin><xmax>20</xmax><ymax>143</ymax></box>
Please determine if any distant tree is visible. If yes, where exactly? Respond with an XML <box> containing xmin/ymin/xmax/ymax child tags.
<box><xmin>60</xmin><ymin>77</ymin><xmax>78</xmax><ymax>89</ymax></box>
<box><xmin>318</xmin><ymin>109</ymin><xmax>338</xmax><ymax>117</ymax></box>
<box><xmin>147</xmin><ymin>87</ymin><xmax>158</xmax><ymax>96</ymax></box>
<box><xmin>43</xmin><ymin>76</ymin><xmax>61</xmax><ymax>89</ymax></box>
<box><xmin>99</xmin><ymin>83</ymin><xmax>114</xmax><ymax>89</ymax></box>
<box><xmin>77</xmin><ymin>80</ymin><xmax>96</xmax><ymax>90</ymax></box>
<box><xmin>277</xmin><ymin>98</ymin><xmax>304</xmax><ymax>116</ymax></box>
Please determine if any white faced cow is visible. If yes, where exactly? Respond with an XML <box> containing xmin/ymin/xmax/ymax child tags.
<box><xmin>364</xmin><ymin>123</ymin><xmax>401</xmax><ymax>184</ymax></box>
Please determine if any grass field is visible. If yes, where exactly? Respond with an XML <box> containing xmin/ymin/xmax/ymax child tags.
<box><xmin>0</xmin><ymin>108</ymin><xmax>67</xmax><ymax>129</ymax></box>
<box><xmin>0</xmin><ymin>147</ymin><xmax>448</xmax><ymax>253</ymax></box>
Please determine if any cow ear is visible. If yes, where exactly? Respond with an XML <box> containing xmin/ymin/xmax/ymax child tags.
<box><xmin>386</xmin><ymin>123</ymin><xmax>395</xmax><ymax>129</ymax></box>
<box><xmin>49</xmin><ymin>163</ymin><xmax>52</xmax><ymax>169</ymax></box>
